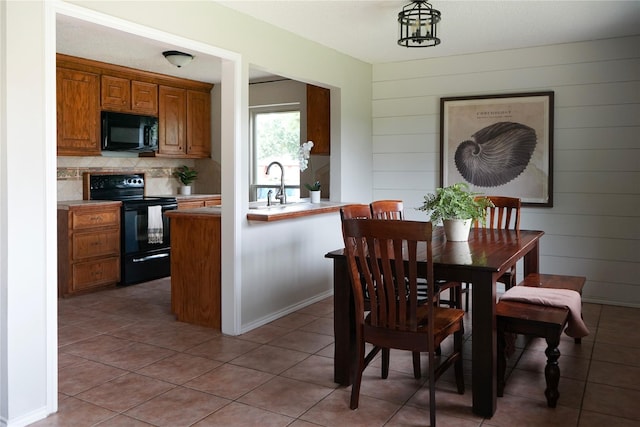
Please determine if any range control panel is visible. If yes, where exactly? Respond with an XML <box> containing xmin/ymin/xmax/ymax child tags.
<box><xmin>83</xmin><ymin>172</ymin><xmax>146</xmax><ymax>200</ymax></box>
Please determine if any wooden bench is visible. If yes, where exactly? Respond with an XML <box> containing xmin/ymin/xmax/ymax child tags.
<box><xmin>496</xmin><ymin>274</ymin><xmax>586</xmax><ymax>408</ymax></box>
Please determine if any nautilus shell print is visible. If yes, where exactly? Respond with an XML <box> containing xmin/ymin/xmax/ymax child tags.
<box><xmin>454</xmin><ymin>122</ymin><xmax>537</xmax><ymax>187</ymax></box>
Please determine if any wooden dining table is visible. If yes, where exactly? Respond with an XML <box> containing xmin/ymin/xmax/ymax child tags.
<box><xmin>325</xmin><ymin>227</ymin><xmax>544</xmax><ymax>418</ymax></box>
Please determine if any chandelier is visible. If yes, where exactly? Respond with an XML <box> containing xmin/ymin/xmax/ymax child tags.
<box><xmin>397</xmin><ymin>1</ymin><xmax>441</xmax><ymax>48</ymax></box>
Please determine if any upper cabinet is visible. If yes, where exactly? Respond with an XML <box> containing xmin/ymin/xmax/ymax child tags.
<box><xmin>56</xmin><ymin>68</ymin><xmax>101</xmax><ymax>156</ymax></box>
<box><xmin>56</xmin><ymin>54</ymin><xmax>213</xmax><ymax>158</ymax></box>
<box><xmin>306</xmin><ymin>84</ymin><xmax>330</xmax><ymax>155</ymax></box>
<box><xmin>101</xmin><ymin>75</ymin><xmax>158</xmax><ymax>115</ymax></box>
<box><xmin>158</xmin><ymin>86</ymin><xmax>211</xmax><ymax>158</ymax></box>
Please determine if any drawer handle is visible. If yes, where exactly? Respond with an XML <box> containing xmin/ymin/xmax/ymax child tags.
<box><xmin>89</xmin><ymin>216</ymin><xmax>103</xmax><ymax>223</ymax></box>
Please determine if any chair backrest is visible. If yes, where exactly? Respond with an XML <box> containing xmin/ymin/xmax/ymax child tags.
<box><xmin>341</xmin><ymin>218</ymin><xmax>434</xmax><ymax>333</ymax></box>
<box><xmin>370</xmin><ymin>200</ymin><xmax>404</xmax><ymax>220</ymax></box>
<box><xmin>340</xmin><ymin>204</ymin><xmax>372</xmax><ymax>221</ymax></box>
<box><xmin>475</xmin><ymin>196</ymin><xmax>521</xmax><ymax>230</ymax></box>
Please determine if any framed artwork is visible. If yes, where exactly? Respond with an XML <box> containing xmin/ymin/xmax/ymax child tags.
<box><xmin>440</xmin><ymin>91</ymin><xmax>554</xmax><ymax>207</ymax></box>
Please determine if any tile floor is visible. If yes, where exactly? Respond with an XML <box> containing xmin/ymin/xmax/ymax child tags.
<box><xmin>31</xmin><ymin>278</ymin><xmax>640</xmax><ymax>426</ymax></box>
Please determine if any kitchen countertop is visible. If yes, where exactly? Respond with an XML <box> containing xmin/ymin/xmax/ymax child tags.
<box><xmin>150</xmin><ymin>194</ymin><xmax>221</xmax><ymax>201</ymax></box>
<box><xmin>57</xmin><ymin>200</ymin><xmax>122</xmax><ymax>209</ymax></box>
<box><xmin>166</xmin><ymin>200</ymin><xmax>346</xmax><ymax>222</ymax></box>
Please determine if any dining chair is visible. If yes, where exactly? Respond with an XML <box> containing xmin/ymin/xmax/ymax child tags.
<box><xmin>341</xmin><ymin>218</ymin><xmax>465</xmax><ymax>426</ymax></box>
<box><xmin>370</xmin><ymin>199</ymin><xmax>404</xmax><ymax>220</ymax></box>
<box><xmin>371</xmin><ymin>199</ymin><xmax>463</xmax><ymax>310</ymax></box>
<box><xmin>462</xmin><ymin>196</ymin><xmax>522</xmax><ymax>310</ymax></box>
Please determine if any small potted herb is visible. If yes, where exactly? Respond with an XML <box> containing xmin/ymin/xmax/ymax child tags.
<box><xmin>305</xmin><ymin>181</ymin><xmax>321</xmax><ymax>203</ymax></box>
<box><xmin>418</xmin><ymin>182</ymin><xmax>493</xmax><ymax>241</ymax></box>
<box><xmin>173</xmin><ymin>165</ymin><xmax>198</xmax><ymax>195</ymax></box>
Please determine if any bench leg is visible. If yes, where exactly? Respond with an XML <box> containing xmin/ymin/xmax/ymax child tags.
<box><xmin>544</xmin><ymin>337</ymin><xmax>561</xmax><ymax>408</ymax></box>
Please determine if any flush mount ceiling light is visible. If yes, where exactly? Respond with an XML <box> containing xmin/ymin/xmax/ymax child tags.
<box><xmin>398</xmin><ymin>1</ymin><xmax>441</xmax><ymax>48</ymax></box>
<box><xmin>162</xmin><ymin>50</ymin><xmax>194</xmax><ymax>68</ymax></box>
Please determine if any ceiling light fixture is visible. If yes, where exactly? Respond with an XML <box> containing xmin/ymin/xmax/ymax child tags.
<box><xmin>397</xmin><ymin>1</ymin><xmax>441</xmax><ymax>48</ymax></box>
<box><xmin>162</xmin><ymin>50</ymin><xmax>194</xmax><ymax>68</ymax></box>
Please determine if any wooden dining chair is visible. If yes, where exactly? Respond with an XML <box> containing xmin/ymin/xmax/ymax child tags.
<box><xmin>342</xmin><ymin>218</ymin><xmax>465</xmax><ymax>426</ymax></box>
<box><xmin>462</xmin><ymin>196</ymin><xmax>522</xmax><ymax>310</ymax></box>
<box><xmin>370</xmin><ymin>199</ymin><xmax>404</xmax><ymax>220</ymax></box>
<box><xmin>370</xmin><ymin>199</ymin><xmax>464</xmax><ymax>310</ymax></box>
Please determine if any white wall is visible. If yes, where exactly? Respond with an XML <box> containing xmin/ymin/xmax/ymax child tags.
<box><xmin>1</xmin><ymin>1</ymin><xmax>57</xmax><ymax>426</ymax></box>
<box><xmin>1</xmin><ymin>1</ymin><xmax>372</xmax><ymax>424</ymax></box>
<box><xmin>372</xmin><ymin>36</ymin><xmax>640</xmax><ymax>307</ymax></box>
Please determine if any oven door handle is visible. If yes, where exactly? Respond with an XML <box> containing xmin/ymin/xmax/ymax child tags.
<box><xmin>132</xmin><ymin>253</ymin><xmax>169</xmax><ymax>263</ymax></box>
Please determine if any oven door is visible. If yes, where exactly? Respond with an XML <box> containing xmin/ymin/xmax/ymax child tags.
<box><xmin>122</xmin><ymin>201</ymin><xmax>177</xmax><ymax>254</ymax></box>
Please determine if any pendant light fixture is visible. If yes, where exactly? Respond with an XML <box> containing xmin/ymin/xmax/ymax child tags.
<box><xmin>398</xmin><ymin>1</ymin><xmax>441</xmax><ymax>48</ymax></box>
<box><xmin>162</xmin><ymin>50</ymin><xmax>194</xmax><ymax>68</ymax></box>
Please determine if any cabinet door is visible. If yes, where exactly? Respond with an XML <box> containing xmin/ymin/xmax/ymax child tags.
<box><xmin>186</xmin><ymin>90</ymin><xmax>211</xmax><ymax>157</ymax></box>
<box><xmin>57</xmin><ymin>68</ymin><xmax>101</xmax><ymax>155</ymax></box>
<box><xmin>306</xmin><ymin>84</ymin><xmax>330</xmax><ymax>155</ymax></box>
<box><xmin>158</xmin><ymin>85</ymin><xmax>186</xmax><ymax>156</ymax></box>
<box><xmin>101</xmin><ymin>75</ymin><xmax>130</xmax><ymax>110</ymax></box>
<box><xmin>131</xmin><ymin>81</ymin><xmax>158</xmax><ymax>115</ymax></box>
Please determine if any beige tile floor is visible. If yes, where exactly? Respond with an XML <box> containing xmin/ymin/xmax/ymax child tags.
<box><xmin>31</xmin><ymin>277</ymin><xmax>640</xmax><ymax>426</ymax></box>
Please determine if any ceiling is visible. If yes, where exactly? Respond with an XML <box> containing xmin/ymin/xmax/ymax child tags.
<box><xmin>57</xmin><ymin>1</ymin><xmax>640</xmax><ymax>84</ymax></box>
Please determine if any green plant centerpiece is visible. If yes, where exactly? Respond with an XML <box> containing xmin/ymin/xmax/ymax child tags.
<box><xmin>418</xmin><ymin>182</ymin><xmax>494</xmax><ymax>241</ymax></box>
<box><xmin>173</xmin><ymin>165</ymin><xmax>198</xmax><ymax>195</ymax></box>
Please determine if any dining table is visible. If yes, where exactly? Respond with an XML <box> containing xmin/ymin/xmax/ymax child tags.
<box><xmin>325</xmin><ymin>226</ymin><xmax>544</xmax><ymax>418</ymax></box>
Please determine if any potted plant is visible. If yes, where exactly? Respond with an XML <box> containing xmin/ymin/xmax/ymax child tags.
<box><xmin>173</xmin><ymin>165</ymin><xmax>198</xmax><ymax>195</ymax></box>
<box><xmin>418</xmin><ymin>182</ymin><xmax>493</xmax><ymax>241</ymax></box>
<box><xmin>304</xmin><ymin>180</ymin><xmax>321</xmax><ymax>203</ymax></box>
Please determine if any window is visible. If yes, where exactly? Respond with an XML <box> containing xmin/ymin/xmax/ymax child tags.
<box><xmin>249</xmin><ymin>104</ymin><xmax>301</xmax><ymax>201</ymax></box>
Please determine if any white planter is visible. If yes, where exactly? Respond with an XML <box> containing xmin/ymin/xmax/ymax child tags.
<box><xmin>179</xmin><ymin>185</ymin><xmax>192</xmax><ymax>195</ymax></box>
<box><xmin>309</xmin><ymin>190</ymin><xmax>321</xmax><ymax>203</ymax></box>
<box><xmin>443</xmin><ymin>218</ymin><xmax>472</xmax><ymax>241</ymax></box>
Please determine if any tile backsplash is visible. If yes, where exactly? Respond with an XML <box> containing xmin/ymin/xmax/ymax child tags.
<box><xmin>57</xmin><ymin>156</ymin><xmax>198</xmax><ymax>201</ymax></box>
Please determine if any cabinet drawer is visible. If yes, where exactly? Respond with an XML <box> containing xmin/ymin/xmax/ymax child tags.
<box><xmin>71</xmin><ymin>209</ymin><xmax>119</xmax><ymax>229</ymax></box>
<box><xmin>178</xmin><ymin>200</ymin><xmax>205</xmax><ymax>210</ymax></box>
<box><xmin>72</xmin><ymin>230</ymin><xmax>119</xmax><ymax>260</ymax></box>
<box><xmin>71</xmin><ymin>257</ymin><xmax>120</xmax><ymax>292</ymax></box>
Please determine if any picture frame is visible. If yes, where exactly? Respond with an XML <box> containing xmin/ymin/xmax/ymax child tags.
<box><xmin>440</xmin><ymin>91</ymin><xmax>554</xmax><ymax>207</ymax></box>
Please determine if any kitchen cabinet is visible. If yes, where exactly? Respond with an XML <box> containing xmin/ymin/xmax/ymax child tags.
<box><xmin>158</xmin><ymin>86</ymin><xmax>186</xmax><ymax>156</ymax></box>
<box><xmin>186</xmin><ymin>90</ymin><xmax>211</xmax><ymax>157</ymax></box>
<box><xmin>166</xmin><ymin>209</ymin><xmax>221</xmax><ymax>329</ymax></box>
<box><xmin>177</xmin><ymin>195</ymin><xmax>221</xmax><ymax>210</ymax></box>
<box><xmin>158</xmin><ymin>86</ymin><xmax>211</xmax><ymax>158</ymax></box>
<box><xmin>101</xmin><ymin>75</ymin><xmax>158</xmax><ymax>115</ymax></box>
<box><xmin>57</xmin><ymin>202</ymin><xmax>121</xmax><ymax>297</ymax></box>
<box><xmin>56</xmin><ymin>54</ymin><xmax>213</xmax><ymax>158</ymax></box>
<box><xmin>56</xmin><ymin>68</ymin><xmax>101</xmax><ymax>156</ymax></box>
<box><xmin>306</xmin><ymin>84</ymin><xmax>330</xmax><ymax>155</ymax></box>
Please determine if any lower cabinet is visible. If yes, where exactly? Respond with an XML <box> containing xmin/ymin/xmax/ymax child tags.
<box><xmin>58</xmin><ymin>202</ymin><xmax>121</xmax><ymax>297</ymax></box>
<box><xmin>167</xmin><ymin>211</ymin><xmax>221</xmax><ymax>329</ymax></box>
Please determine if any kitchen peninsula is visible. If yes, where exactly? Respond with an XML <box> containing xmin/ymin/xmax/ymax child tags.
<box><xmin>166</xmin><ymin>201</ymin><xmax>344</xmax><ymax>330</ymax></box>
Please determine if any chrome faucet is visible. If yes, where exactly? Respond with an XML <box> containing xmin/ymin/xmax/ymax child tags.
<box><xmin>266</xmin><ymin>161</ymin><xmax>286</xmax><ymax>204</ymax></box>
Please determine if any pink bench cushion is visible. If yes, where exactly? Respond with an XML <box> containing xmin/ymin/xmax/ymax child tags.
<box><xmin>499</xmin><ymin>286</ymin><xmax>589</xmax><ymax>338</ymax></box>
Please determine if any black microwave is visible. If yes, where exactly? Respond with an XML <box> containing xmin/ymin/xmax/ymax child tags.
<box><xmin>101</xmin><ymin>111</ymin><xmax>159</xmax><ymax>152</ymax></box>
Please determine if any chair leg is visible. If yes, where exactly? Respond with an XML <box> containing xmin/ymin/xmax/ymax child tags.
<box><xmin>497</xmin><ymin>324</ymin><xmax>507</xmax><ymax>397</ymax></box>
<box><xmin>454</xmin><ymin>329</ymin><xmax>465</xmax><ymax>394</ymax></box>
<box><xmin>544</xmin><ymin>337</ymin><xmax>561</xmax><ymax>408</ymax></box>
<box><xmin>381</xmin><ymin>348</ymin><xmax>390</xmax><ymax>379</ymax></box>
<box><xmin>412</xmin><ymin>351</ymin><xmax>421</xmax><ymax>379</ymax></box>
<box><xmin>350</xmin><ymin>340</ymin><xmax>365</xmax><ymax>410</ymax></box>
<box><xmin>464</xmin><ymin>283</ymin><xmax>470</xmax><ymax>312</ymax></box>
